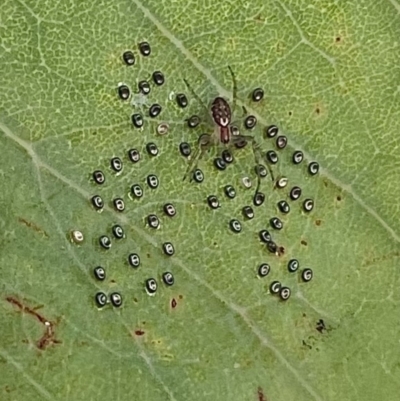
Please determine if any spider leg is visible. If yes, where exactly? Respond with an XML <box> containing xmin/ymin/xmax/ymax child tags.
<box><xmin>183</xmin><ymin>78</ymin><xmax>209</xmax><ymax>117</ymax></box>
<box><xmin>228</xmin><ymin>66</ymin><xmax>238</xmax><ymax>116</ymax></box>
<box><xmin>182</xmin><ymin>134</ymin><xmax>212</xmax><ymax>181</ymax></box>
<box><xmin>232</xmin><ymin>134</ymin><xmax>274</xmax><ymax>194</ymax></box>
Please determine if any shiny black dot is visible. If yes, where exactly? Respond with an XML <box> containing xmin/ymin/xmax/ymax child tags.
<box><xmin>113</xmin><ymin>198</ymin><xmax>125</xmax><ymax>212</ymax></box>
<box><xmin>112</xmin><ymin>224</ymin><xmax>125</xmax><ymax>239</ymax></box>
<box><xmin>303</xmin><ymin>199</ymin><xmax>314</xmax><ymax>212</ymax></box>
<box><xmin>290</xmin><ymin>186</ymin><xmax>302</xmax><ymax>201</ymax></box>
<box><xmin>163</xmin><ymin>203</ymin><xmax>176</xmax><ymax>217</ymax></box>
<box><xmin>128</xmin><ymin>253</ymin><xmax>140</xmax><ymax>268</ymax></box>
<box><xmin>288</xmin><ymin>259</ymin><xmax>299</xmax><ymax>273</ymax></box>
<box><xmin>224</xmin><ymin>185</ymin><xmax>236</xmax><ymax>199</ymax></box>
<box><xmin>255</xmin><ymin>164</ymin><xmax>268</xmax><ymax>178</ymax></box>
<box><xmin>258</xmin><ymin>263</ymin><xmax>270</xmax><ymax>277</ymax></box>
<box><xmin>244</xmin><ymin>115</ymin><xmax>257</xmax><ymax>129</ymax></box>
<box><xmin>130</xmin><ymin>184</ymin><xmax>143</xmax><ymax>198</ymax></box>
<box><xmin>253</xmin><ymin>192</ymin><xmax>265</xmax><ymax>206</ymax></box>
<box><xmin>149</xmin><ymin>103</ymin><xmax>162</xmax><ymax>118</ymax></box>
<box><xmin>276</xmin><ymin>177</ymin><xmax>288</xmax><ymax>189</ymax></box>
<box><xmin>179</xmin><ymin>142</ymin><xmax>191</xmax><ymax>157</ymax></box>
<box><xmin>110</xmin><ymin>292</ymin><xmax>122</xmax><ymax>307</ymax></box>
<box><xmin>138</xmin><ymin>80</ymin><xmax>151</xmax><ymax>95</ymax></box>
<box><xmin>93</xmin><ymin>266</ymin><xmax>106</xmax><ymax>281</ymax></box>
<box><xmin>221</xmin><ymin>149</ymin><xmax>234</xmax><ymax>164</ymax></box>
<box><xmin>95</xmin><ymin>292</ymin><xmax>107</xmax><ymax>307</ymax></box>
<box><xmin>259</xmin><ymin>230</ymin><xmax>272</xmax><ymax>243</ymax></box>
<box><xmin>308</xmin><ymin>162</ymin><xmax>319</xmax><ymax>175</ymax></box>
<box><xmin>279</xmin><ymin>287</ymin><xmax>291</xmax><ymax>301</ymax></box>
<box><xmin>117</xmin><ymin>84</ymin><xmax>130</xmax><ymax>100</ymax></box>
<box><xmin>163</xmin><ymin>242</ymin><xmax>175</xmax><ymax>256</ymax></box>
<box><xmin>266</xmin><ymin>241</ymin><xmax>277</xmax><ymax>254</ymax></box>
<box><xmin>128</xmin><ymin>148</ymin><xmax>140</xmax><ymax>163</ymax></box>
<box><xmin>147</xmin><ymin>174</ymin><xmax>159</xmax><ymax>189</ymax></box>
<box><xmin>147</xmin><ymin>214</ymin><xmax>159</xmax><ymax>229</ymax></box>
<box><xmin>277</xmin><ymin>200</ymin><xmax>290</xmax><ymax>214</ymax></box>
<box><xmin>110</xmin><ymin>157</ymin><xmax>123</xmax><ymax>173</ymax></box>
<box><xmin>234</xmin><ymin>137</ymin><xmax>247</xmax><ymax>149</ymax></box>
<box><xmin>193</xmin><ymin>169</ymin><xmax>204</xmax><ymax>183</ymax></box>
<box><xmin>138</xmin><ymin>41</ymin><xmax>151</xmax><ymax>56</ymax></box>
<box><xmin>270</xmin><ymin>217</ymin><xmax>283</xmax><ymax>230</ymax></box>
<box><xmin>276</xmin><ymin>135</ymin><xmax>288</xmax><ymax>149</ymax></box>
<box><xmin>198</xmin><ymin>133</ymin><xmax>210</xmax><ymax>147</ymax></box>
<box><xmin>131</xmin><ymin>113</ymin><xmax>143</xmax><ymax>128</ymax></box>
<box><xmin>187</xmin><ymin>115</ymin><xmax>200</xmax><ymax>128</ymax></box>
<box><xmin>99</xmin><ymin>235</ymin><xmax>111</xmax><ymax>250</ymax></box>
<box><xmin>229</xmin><ymin>219</ymin><xmax>242</xmax><ymax>233</ymax></box>
<box><xmin>230</xmin><ymin>125</ymin><xmax>240</xmax><ymax>136</ymax></box>
<box><xmin>292</xmin><ymin>151</ymin><xmax>304</xmax><ymax>164</ymax></box>
<box><xmin>266</xmin><ymin>125</ymin><xmax>278</xmax><ymax>138</ymax></box>
<box><xmin>146</xmin><ymin>142</ymin><xmax>158</xmax><ymax>156</ymax></box>
<box><xmin>91</xmin><ymin>195</ymin><xmax>104</xmax><ymax>210</ymax></box>
<box><xmin>214</xmin><ymin>157</ymin><xmax>226</xmax><ymax>171</ymax></box>
<box><xmin>152</xmin><ymin>71</ymin><xmax>165</xmax><ymax>86</ymax></box>
<box><xmin>162</xmin><ymin>272</ymin><xmax>174</xmax><ymax>286</ymax></box>
<box><xmin>122</xmin><ymin>51</ymin><xmax>135</xmax><ymax>66</ymax></box>
<box><xmin>302</xmin><ymin>268</ymin><xmax>313</xmax><ymax>282</ymax></box>
<box><xmin>110</xmin><ymin>292</ymin><xmax>122</xmax><ymax>308</ymax></box>
<box><xmin>93</xmin><ymin>170</ymin><xmax>105</xmax><ymax>185</ymax></box>
<box><xmin>176</xmin><ymin>93</ymin><xmax>188</xmax><ymax>108</ymax></box>
<box><xmin>242</xmin><ymin>206</ymin><xmax>254</xmax><ymax>220</ymax></box>
<box><xmin>252</xmin><ymin>88</ymin><xmax>264</xmax><ymax>102</ymax></box>
<box><xmin>145</xmin><ymin>278</ymin><xmax>158</xmax><ymax>295</ymax></box>
<box><xmin>266</xmin><ymin>150</ymin><xmax>279</xmax><ymax>164</ymax></box>
<box><xmin>207</xmin><ymin>195</ymin><xmax>220</xmax><ymax>209</ymax></box>
<box><xmin>270</xmin><ymin>281</ymin><xmax>281</xmax><ymax>294</ymax></box>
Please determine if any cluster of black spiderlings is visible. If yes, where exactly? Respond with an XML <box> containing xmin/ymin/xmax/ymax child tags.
<box><xmin>89</xmin><ymin>42</ymin><xmax>321</xmax><ymax>307</ymax></box>
<box><xmin>201</xmin><ymin>106</ymin><xmax>319</xmax><ymax>301</ymax></box>
<box><xmin>90</xmin><ymin>42</ymin><xmax>181</xmax><ymax>308</ymax></box>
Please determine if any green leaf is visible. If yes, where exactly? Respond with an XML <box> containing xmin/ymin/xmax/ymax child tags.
<box><xmin>1</xmin><ymin>1</ymin><xmax>399</xmax><ymax>400</ymax></box>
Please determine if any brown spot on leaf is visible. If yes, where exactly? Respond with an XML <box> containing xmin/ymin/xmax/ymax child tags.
<box><xmin>17</xmin><ymin>217</ymin><xmax>49</xmax><ymax>238</ymax></box>
<box><xmin>257</xmin><ymin>386</ymin><xmax>267</xmax><ymax>401</ymax></box>
<box><xmin>5</xmin><ymin>296</ymin><xmax>61</xmax><ymax>350</ymax></box>
<box><xmin>135</xmin><ymin>329</ymin><xmax>145</xmax><ymax>336</ymax></box>
<box><xmin>315</xmin><ymin>219</ymin><xmax>322</xmax><ymax>226</ymax></box>
<box><xmin>171</xmin><ymin>298</ymin><xmax>177</xmax><ymax>309</ymax></box>
<box><xmin>336</xmin><ymin>195</ymin><xmax>342</xmax><ymax>201</ymax></box>
<box><xmin>301</xmin><ymin>239</ymin><xmax>308</xmax><ymax>246</ymax></box>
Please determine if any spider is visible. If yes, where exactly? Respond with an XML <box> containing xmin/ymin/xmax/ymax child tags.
<box><xmin>182</xmin><ymin>66</ymin><xmax>271</xmax><ymax>194</ymax></box>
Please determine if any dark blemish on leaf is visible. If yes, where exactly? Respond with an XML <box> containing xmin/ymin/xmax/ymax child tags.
<box><xmin>257</xmin><ymin>386</ymin><xmax>267</xmax><ymax>401</ymax></box>
<box><xmin>315</xmin><ymin>107</ymin><xmax>320</xmax><ymax>115</ymax></box>
<box><xmin>147</xmin><ymin>253</ymin><xmax>151</xmax><ymax>258</ymax></box>
<box><xmin>302</xmin><ymin>340</ymin><xmax>312</xmax><ymax>350</ymax></box>
<box><xmin>178</xmin><ymin>294</ymin><xmax>183</xmax><ymax>299</ymax></box>
<box><xmin>171</xmin><ymin>298</ymin><xmax>177</xmax><ymax>308</ymax></box>
<box><xmin>337</xmin><ymin>195</ymin><xmax>342</xmax><ymax>201</ymax></box>
<box><xmin>5</xmin><ymin>296</ymin><xmax>61</xmax><ymax>350</ymax></box>
<box><xmin>18</xmin><ymin>217</ymin><xmax>49</xmax><ymax>238</ymax></box>
<box><xmin>110</xmin><ymin>279</ymin><xmax>116</xmax><ymax>283</ymax></box>
<box><xmin>336</xmin><ymin>36</ymin><xmax>341</xmax><ymax>42</ymax></box>
<box><xmin>288</xmin><ymin>111</ymin><xmax>292</xmax><ymax>116</ymax></box>
<box><xmin>133</xmin><ymin>297</ymin><xmax>138</xmax><ymax>303</ymax></box>
<box><xmin>316</xmin><ymin>319</ymin><xmax>326</xmax><ymax>333</ymax></box>
<box><xmin>301</xmin><ymin>239</ymin><xmax>308</xmax><ymax>246</ymax></box>
<box><xmin>135</xmin><ymin>329</ymin><xmax>145</xmax><ymax>336</ymax></box>
<box><xmin>315</xmin><ymin>219</ymin><xmax>322</xmax><ymax>226</ymax></box>
<box><xmin>253</xmin><ymin>14</ymin><xmax>265</xmax><ymax>23</ymax></box>
<box><xmin>277</xmin><ymin>246</ymin><xmax>285</xmax><ymax>256</ymax></box>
